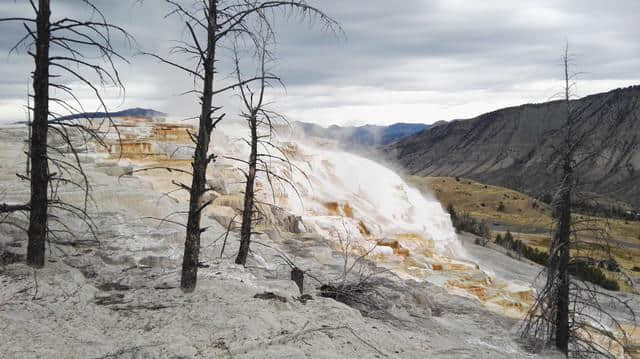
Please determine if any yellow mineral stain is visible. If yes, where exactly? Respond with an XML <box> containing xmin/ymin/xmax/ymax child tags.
<box><xmin>358</xmin><ymin>220</ymin><xmax>371</xmax><ymax>237</ymax></box>
<box><xmin>109</xmin><ymin>141</ymin><xmax>153</xmax><ymax>157</ymax></box>
<box><xmin>153</xmin><ymin>124</ymin><xmax>194</xmax><ymax>142</ymax></box>
<box><xmin>324</xmin><ymin>202</ymin><xmax>339</xmax><ymax>215</ymax></box>
<box><xmin>343</xmin><ymin>202</ymin><xmax>354</xmax><ymax>218</ymax></box>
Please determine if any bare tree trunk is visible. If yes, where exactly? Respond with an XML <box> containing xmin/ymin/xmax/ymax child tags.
<box><xmin>554</xmin><ymin>164</ymin><xmax>572</xmax><ymax>354</ymax></box>
<box><xmin>236</xmin><ymin>115</ymin><xmax>258</xmax><ymax>265</ymax></box>
<box><xmin>554</xmin><ymin>48</ymin><xmax>573</xmax><ymax>354</ymax></box>
<box><xmin>521</xmin><ymin>44</ymin><xmax>637</xmax><ymax>358</ymax></box>
<box><xmin>27</xmin><ymin>0</ymin><xmax>51</xmax><ymax>268</ymax></box>
<box><xmin>181</xmin><ymin>0</ymin><xmax>217</xmax><ymax>292</ymax></box>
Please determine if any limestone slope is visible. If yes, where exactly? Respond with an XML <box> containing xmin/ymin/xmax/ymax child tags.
<box><xmin>0</xmin><ymin>122</ymin><xmax>564</xmax><ymax>358</ymax></box>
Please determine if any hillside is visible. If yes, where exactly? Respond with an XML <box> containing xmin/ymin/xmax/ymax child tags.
<box><xmin>293</xmin><ymin>121</ymin><xmax>429</xmax><ymax>148</ymax></box>
<box><xmin>53</xmin><ymin>107</ymin><xmax>166</xmax><ymax>122</ymax></box>
<box><xmin>385</xmin><ymin>86</ymin><xmax>640</xmax><ymax>207</ymax></box>
<box><xmin>408</xmin><ymin>176</ymin><xmax>640</xmax><ymax>291</ymax></box>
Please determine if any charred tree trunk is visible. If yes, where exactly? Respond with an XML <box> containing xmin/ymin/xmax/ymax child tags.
<box><xmin>181</xmin><ymin>0</ymin><xmax>217</xmax><ymax>292</ymax></box>
<box><xmin>554</xmin><ymin>163</ymin><xmax>572</xmax><ymax>354</ymax></box>
<box><xmin>0</xmin><ymin>204</ymin><xmax>30</xmax><ymax>213</ymax></box>
<box><xmin>521</xmin><ymin>44</ymin><xmax>637</xmax><ymax>358</ymax></box>
<box><xmin>236</xmin><ymin>114</ymin><xmax>258</xmax><ymax>265</ymax></box>
<box><xmin>26</xmin><ymin>0</ymin><xmax>51</xmax><ymax>268</ymax></box>
<box><xmin>291</xmin><ymin>267</ymin><xmax>304</xmax><ymax>294</ymax></box>
<box><xmin>554</xmin><ymin>50</ymin><xmax>573</xmax><ymax>354</ymax></box>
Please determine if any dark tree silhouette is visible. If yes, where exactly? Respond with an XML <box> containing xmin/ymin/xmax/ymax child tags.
<box><xmin>230</xmin><ymin>34</ymin><xmax>299</xmax><ymax>266</ymax></box>
<box><xmin>521</xmin><ymin>45</ymin><xmax>637</xmax><ymax>358</ymax></box>
<box><xmin>234</xmin><ymin>42</ymin><xmax>269</xmax><ymax>266</ymax></box>
<box><xmin>0</xmin><ymin>0</ymin><xmax>131</xmax><ymax>267</ymax></box>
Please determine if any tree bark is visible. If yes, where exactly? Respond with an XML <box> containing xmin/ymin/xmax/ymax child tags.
<box><xmin>554</xmin><ymin>48</ymin><xmax>573</xmax><ymax>354</ymax></box>
<box><xmin>27</xmin><ymin>0</ymin><xmax>51</xmax><ymax>268</ymax></box>
<box><xmin>0</xmin><ymin>203</ymin><xmax>30</xmax><ymax>213</ymax></box>
<box><xmin>236</xmin><ymin>114</ymin><xmax>258</xmax><ymax>265</ymax></box>
<box><xmin>181</xmin><ymin>0</ymin><xmax>217</xmax><ymax>292</ymax></box>
<box><xmin>554</xmin><ymin>164</ymin><xmax>572</xmax><ymax>354</ymax></box>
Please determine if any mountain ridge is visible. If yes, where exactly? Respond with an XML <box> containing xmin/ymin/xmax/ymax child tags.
<box><xmin>55</xmin><ymin>107</ymin><xmax>166</xmax><ymax>121</ymax></box>
<box><xmin>292</xmin><ymin>121</ymin><xmax>430</xmax><ymax>148</ymax></box>
<box><xmin>384</xmin><ymin>85</ymin><xmax>640</xmax><ymax>207</ymax></box>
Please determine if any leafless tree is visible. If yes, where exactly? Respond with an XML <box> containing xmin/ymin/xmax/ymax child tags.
<box><xmin>229</xmin><ymin>32</ymin><xmax>309</xmax><ymax>266</ymax></box>
<box><xmin>144</xmin><ymin>0</ymin><xmax>339</xmax><ymax>292</ymax></box>
<box><xmin>521</xmin><ymin>45</ymin><xmax>637</xmax><ymax>358</ymax></box>
<box><xmin>233</xmin><ymin>36</ymin><xmax>275</xmax><ymax>266</ymax></box>
<box><xmin>0</xmin><ymin>0</ymin><xmax>131</xmax><ymax>267</ymax></box>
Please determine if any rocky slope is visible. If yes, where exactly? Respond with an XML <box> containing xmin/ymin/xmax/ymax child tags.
<box><xmin>384</xmin><ymin>86</ymin><xmax>640</xmax><ymax>207</ymax></box>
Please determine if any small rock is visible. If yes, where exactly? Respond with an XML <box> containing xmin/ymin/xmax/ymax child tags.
<box><xmin>254</xmin><ymin>291</ymin><xmax>287</xmax><ymax>303</ymax></box>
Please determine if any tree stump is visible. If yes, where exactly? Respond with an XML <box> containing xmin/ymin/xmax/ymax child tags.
<box><xmin>291</xmin><ymin>267</ymin><xmax>304</xmax><ymax>294</ymax></box>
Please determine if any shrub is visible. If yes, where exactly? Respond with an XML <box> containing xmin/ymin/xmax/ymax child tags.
<box><xmin>504</xmin><ymin>230</ymin><xmax>513</xmax><ymax>243</ymax></box>
<box><xmin>569</xmin><ymin>261</ymin><xmax>620</xmax><ymax>291</ymax></box>
<box><xmin>597</xmin><ymin>258</ymin><xmax>620</xmax><ymax>272</ymax></box>
<box><xmin>540</xmin><ymin>193</ymin><xmax>554</xmax><ymax>204</ymax></box>
<box><xmin>446</xmin><ymin>204</ymin><xmax>490</xmax><ymax>239</ymax></box>
<box><xmin>447</xmin><ymin>203</ymin><xmax>457</xmax><ymax>221</ymax></box>
<box><xmin>495</xmin><ymin>232</ymin><xmax>619</xmax><ymax>291</ymax></box>
<box><xmin>474</xmin><ymin>236</ymin><xmax>490</xmax><ymax>247</ymax></box>
<box><xmin>495</xmin><ymin>231</ymin><xmax>548</xmax><ymax>266</ymax></box>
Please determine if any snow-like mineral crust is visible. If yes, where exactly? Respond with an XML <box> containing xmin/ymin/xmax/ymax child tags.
<box><xmin>0</xmin><ymin>121</ymin><xmax>600</xmax><ymax>358</ymax></box>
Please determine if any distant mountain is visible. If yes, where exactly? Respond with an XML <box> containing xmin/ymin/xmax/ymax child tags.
<box><xmin>293</xmin><ymin>121</ymin><xmax>430</xmax><ymax>148</ymax></box>
<box><xmin>383</xmin><ymin>85</ymin><xmax>640</xmax><ymax>207</ymax></box>
<box><xmin>55</xmin><ymin>107</ymin><xmax>166</xmax><ymax>121</ymax></box>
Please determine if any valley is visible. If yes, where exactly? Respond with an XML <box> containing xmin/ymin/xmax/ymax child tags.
<box><xmin>408</xmin><ymin>176</ymin><xmax>640</xmax><ymax>293</ymax></box>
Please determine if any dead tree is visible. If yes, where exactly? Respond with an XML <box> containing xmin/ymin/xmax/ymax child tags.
<box><xmin>229</xmin><ymin>30</ymin><xmax>318</xmax><ymax>266</ymax></box>
<box><xmin>1</xmin><ymin>0</ymin><xmax>130</xmax><ymax>267</ymax></box>
<box><xmin>27</xmin><ymin>0</ymin><xmax>51</xmax><ymax>268</ymax></box>
<box><xmin>233</xmin><ymin>41</ymin><xmax>270</xmax><ymax>265</ymax></box>
<box><xmin>147</xmin><ymin>0</ymin><xmax>339</xmax><ymax>291</ymax></box>
<box><xmin>546</xmin><ymin>45</ymin><xmax>575</xmax><ymax>354</ymax></box>
<box><xmin>232</xmin><ymin>33</ymin><xmax>281</xmax><ymax>265</ymax></box>
<box><xmin>522</xmin><ymin>45</ymin><xmax>637</xmax><ymax>358</ymax></box>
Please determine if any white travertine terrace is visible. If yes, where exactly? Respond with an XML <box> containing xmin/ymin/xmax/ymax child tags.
<box><xmin>101</xmin><ymin>118</ymin><xmax>539</xmax><ymax>318</ymax></box>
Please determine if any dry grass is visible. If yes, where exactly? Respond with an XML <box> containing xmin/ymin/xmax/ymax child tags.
<box><xmin>408</xmin><ymin>176</ymin><xmax>554</xmax><ymax>231</ymax></box>
<box><xmin>408</xmin><ymin>176</ymin><xmax>640</xmax><ymax>290</ymax></box>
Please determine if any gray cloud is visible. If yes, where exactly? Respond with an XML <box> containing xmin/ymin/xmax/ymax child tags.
<box><xmin>1</xmin><ymin>0</ymin><xmax>639</xmax><ymax>125</ymax></box>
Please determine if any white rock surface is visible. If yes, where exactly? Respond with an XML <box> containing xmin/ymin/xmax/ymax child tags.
<box><xmin>0</xmin><ymin>124</ymin><xmax>569</xmax><ymax>358</ymax></box>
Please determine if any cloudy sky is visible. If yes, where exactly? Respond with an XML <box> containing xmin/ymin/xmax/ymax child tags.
<box><xmin>1</xmin><ymin>0</ymin><xmax>639</xmax><ymax>126</ymax></box>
